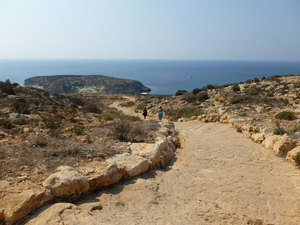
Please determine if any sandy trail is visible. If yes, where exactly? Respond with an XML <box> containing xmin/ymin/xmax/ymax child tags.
<box><xmin>26</xmin><ymin>102</ymin><xmax>300</xmax><ymax>225</ymax></box>
<box><xmin>64</xmin><ymin>122</ymin><xmax>299</xmax><ymax>225</ymax></box>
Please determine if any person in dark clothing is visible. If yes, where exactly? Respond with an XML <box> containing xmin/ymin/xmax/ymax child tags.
<box><xmin>142</xmin><ymin>107</ymin><xmax>148</xmax><ymax>119</ymax></box>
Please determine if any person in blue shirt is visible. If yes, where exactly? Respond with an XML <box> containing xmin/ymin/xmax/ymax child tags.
<box><xmin>158</xmin><ymin>106</ymin><xmax>164</xmax><ymax>120</ymax></box>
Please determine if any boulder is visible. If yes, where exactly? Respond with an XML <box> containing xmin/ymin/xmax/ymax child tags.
<box><xmin>42</xmin><ymin>166</ymin><xmax>89</xmax><ymax>198</ymax></box>
<box><xmin>272</xmin><ymin>134</ymin><xmax>297</xmax><ymax>156</ymax></box>
<box><xmin>251</xmin><ymin>133</ymin><xmax>265</xmax><ymax>143</ymax></box>
<box><xmin>262</xmin><ymin>135</ymin><xmax>279</xmax><ymax>149</ymax></box>
<box><xmin>286</xmin><ymin>146</ymin><xmax>300</xmax><ymax>165</ymax></box>
<box><xmin>107</xmin><ymin>153</ymin><xmax>150</xmax><ymax>177</ymax></box>
<box><xmin>85</xmin><ymin>162</ymin><xmax>125</xmax><ymax>191</ymax></box>
<box><xmin>0</xmin><ymin>180</ymin><xmax>52</xmax><ymax>225</ymax></box>
<box><xmin>156</xmin><ymin>138</ymin><xmax>175</xmax><ymax>168</ymax></box>
<box><xmin>130</xmin><ymin>142</ymin><xmax>161</xmax><ymax>167</ymax></box>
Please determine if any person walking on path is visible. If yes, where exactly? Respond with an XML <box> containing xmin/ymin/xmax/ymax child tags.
<box><xmin>158</xmin><ymin>107</ymin><xmax>164</xmax><ymax>121</ymax></box>
<box><xmin>142</xmin><ymin>107</ymin><xmax>148</xmax><ymax>119</ymax></box>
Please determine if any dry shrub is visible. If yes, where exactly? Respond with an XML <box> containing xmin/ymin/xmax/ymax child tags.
<box><xmin>196</xmin><ymin>92</ymin><xmax>209</xmax><ymax>102</ymax></box>
<box><xmin>275</xmin><ymin>111</ymin><xmax>296</xmax><ymax>120</ymax></box>
<box><xmin>13</xmin><ymin>98</ymin><xmax>30</xmax><ymax>114</ymax></box>
<box><xmin>232</xmin><ymin>85</ymin><xmax>240</xmax><ymax>92</ymax></box>
<box><xmin>0</xmin><ymin>80</ymin><xmax>15</xmax><ymax>95</ymax></box>
<box><xmin>83</xmin><ymin>103</ymin><xmax>101</xmax><ymax>114</ymax></box>
<box><xmin>183</xmin><ymin>93</ymin><xmax>197</xmax><ymax>103</ymax></box>
<box><xmin>112</xmin><ymin>120</ymin><xmax>147</xmax><ymax>142</ymax></box>
<box><xmin>175</xmin><ymin>90</ymin><xmax>187</xmax><ymax>96</ymax></box>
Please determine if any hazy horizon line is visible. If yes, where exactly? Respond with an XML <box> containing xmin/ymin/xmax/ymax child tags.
<box><xmin>1</xmin><ymin>58</ymin><xmax>300</xmax><ymax>63</ymax></box>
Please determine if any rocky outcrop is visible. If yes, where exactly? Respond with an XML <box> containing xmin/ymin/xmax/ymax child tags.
<box><xmin>272</xmin><ymin>135</ymin><xmax>297</xmax><ymax>156</ymax></box>
<box><xmin>107</xmin><ymin>153</ymin><xmax>150</xmax><ymax>177</ymax></box>
<box><xmin>0</xmin><ymin>180</ymin><xmax>52</xmax><ymax>225</ymax></box>
<box><xmin>286</xmin><ymin>146</ymin><xmax>300</xmax><ymax>165</ymax></box>
<box><xmin>42</xmin><ymin>166</ymin><xmax>90</xmax><ymax>198</ymax></box>
<box><xmin>84</xmin><ymin>162</ymin><xmax>125</xmax><ymax>191</ymax></box>
<box><xmin>24</xmin><ymin>75</ymin><xmax>151</xmax><ymax>94</ymax></box>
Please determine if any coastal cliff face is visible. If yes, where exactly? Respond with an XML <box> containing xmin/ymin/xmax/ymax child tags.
<box><xmin>24</xmin><ymin>75</ymin><xmax>151</xmax><ymax>94</ymax></box>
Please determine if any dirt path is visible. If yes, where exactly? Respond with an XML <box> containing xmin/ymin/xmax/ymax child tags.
<box><xmin>110</xmin><ymin>96</ymin><xmax>142</xmax><ymax>118</ymax></box>
<box><xmin>25</xmin><ymin>102</ymin><xmax>300</xmax><ymax>225</ymax></box>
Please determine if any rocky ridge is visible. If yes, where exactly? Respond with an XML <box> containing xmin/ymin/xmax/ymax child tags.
<box><xmin>24</xmin><ymin>75</ymin><xmax>151</xmax><ymax>94</ymax></box>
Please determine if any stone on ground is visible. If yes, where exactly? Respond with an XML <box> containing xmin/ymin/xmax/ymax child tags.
<box><xmin>42</xmin><ymin>166</ymin><xmax>89</xmax><ymax>198</ymax></box>
<box><xmin>0</xmin><ymin>180</ymin><xmax>52</xmax><ymax>225</ymax></box>
<box><xmin>106</xmin><ymin>153</ymin><xmax>149</xmax><ymax>177</ymax></box>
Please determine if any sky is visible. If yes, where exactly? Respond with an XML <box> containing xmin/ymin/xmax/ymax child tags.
<box><xmin>0</xmin><ymin>0</ymin><xmax>299</xmax><ymax>61</ymax></box>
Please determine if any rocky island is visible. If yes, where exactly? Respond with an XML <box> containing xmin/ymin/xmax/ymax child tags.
<box><xmin>24</xmin><ymin>75</ymin><xmax>151</xmax><ymax>94</ymax></box>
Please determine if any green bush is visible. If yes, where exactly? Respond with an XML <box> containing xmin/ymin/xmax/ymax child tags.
<box><xmin>73</xmin><ymin>126</ymin><xmax>84</xmax><ymax>135</ymax></box>
<box><xmin>181</xmin><ymin>107</ymin><xmax>205</xmax><ymax>118</ymax></box>
<box><xmin>112</xmin><ymin>120</ymin><xmax>146</xmax><ymax>142</ymax></box>
<box><xmin>292</xmin><ymin>152</ymin><xmax>300</xmax><ymax>165</ymax></box>
<box><xmin>0</xmin><ymin>119</ymin><xmax>14</xmax><ymax>129</ymax></box>
<box><xmin>275</xmin><ymin>111</ymin><xmax>295</xmax><ymax>120</ymax></box>
<box><xmin>120</xmin><ymin>101</ymin><xmax>135</xmax><ymax>107</ymax></box>
<box><xmin>230</xmin><ymin>95</ymin><xmax>251</xmax><ymax>104</ymax></box>
<box><xmin>43</xmin><ymin>118</ymin><xmax>61</xmax><ymax>130</ymax></box>
<box><xmin>196</xmin><ymin>92</ymin><xmax>209</xmax><ymax>102</ymax></box>
<box><xmin>102</xmin><ymin>113</ymin><xmax>115</xmax><ymax>121</ymax></box>
<box><xmin>182</xmin><ymin>93</ymin><xmax>197</xmax><ymax>103</ymax></box>
<box><xmin>83</xmin><ymin>103</ymin><xmax>101</xmax><ymax>114</ymax></box>
<box><xmin>287</xmin><ymin>126</ymin><xmax>300</xmax><ymax>134</ymax></box>
<box><xmin>245</xmin><ymin>87</ymin><xmax>261</xmax><ymax>96</ymax></box>
<box><xmin>192</xmin><ymin>88</ymin><xmax>201</xmax><ymax>95</ymax></box>
<box><xmin>175</xmin><ymin>90</ymin><xmax>187</xmax><ymax>96</ymax></box>
<box><xmin>101</xmin><ymin>108</ymin><xmax>141</xmax><ymax>121</ymax></box>
<box><xmin>273</xmin><ymin>127</ymin><xmax>286</xmax><ymax>135</ymax></box>
<box><xmin>232</xmin><ymin>85</ymin><xmax>240</xmax><ymax>92</ymax></box>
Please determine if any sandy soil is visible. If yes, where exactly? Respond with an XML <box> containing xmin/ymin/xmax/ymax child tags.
<box><xmin>25</xmin><ymin>121</ymin><xmax>300</xmax><ymax>225</ymax></box>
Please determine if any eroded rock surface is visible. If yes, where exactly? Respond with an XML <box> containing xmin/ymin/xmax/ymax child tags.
<box><xmin>0</xmin><ymin>180</ymin><xmax>52</xmax><ymax>225</ymax></box>
<box><xmin>42</xmin><ymin>166</ymin><xmax>89</xmax><ymax>198</ymax></box>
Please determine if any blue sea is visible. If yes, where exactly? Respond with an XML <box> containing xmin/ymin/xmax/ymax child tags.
<box><xmin>0</xmin><ymin>59</ymin><xmax>300</xmax><ymax>94</ymax></box>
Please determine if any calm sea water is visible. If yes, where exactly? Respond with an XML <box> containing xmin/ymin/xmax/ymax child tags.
<box><xmin>0</xmin><ymin>59</ymin><xmax>300</xmax><ymax>94</ymax></box>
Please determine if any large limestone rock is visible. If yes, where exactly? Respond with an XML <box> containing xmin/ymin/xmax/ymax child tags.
<box><xmin>26</xmin><ymin>202</ymin><xmax>101</xmax><ymax>225</ymax></box>
<box><xmin>130</xmin><ymin>142</ymin><xmax>160</xmax><ymax>167</ymax></box>
<box><xmin>0</xmin><ymin>180</ymin><xmax>52</xmax><ymax>225</ymax></box>
<box><xmin>272</xmin><ymin>134</ymin><xmax>297</xmax><ymax>156</ymax></box>
<box><xmin>157</xmin><ymin>138</ymin><xmax>175</xmax><ymax>168</ymax></box>
<box><xmin>262</xmin><ymin>135</ymin><xmax>279</xmax><ymax>149</ymax></box>
<box><xmin>82</xmin><ymin>162</ymin><xmax>125</xmax><ymax>191</ymax></box>
<box><xmin>42</xmin><ymin>166</ymin><xmax>89</xmax><ymax>198</ymax></box>
<box><xmin>286</xmin><ymin>146</ymin><xmax>300</xmax><ymax>165</ymax></box>
<box><xmin>251</xmin><ymin>132</ymin><xmax>265</xmax><ymax>143</ymax></box>
<box><xmin>107</xmin><ymin>153</ymin><xmax>150</xmax><ymax>177</ymax></box>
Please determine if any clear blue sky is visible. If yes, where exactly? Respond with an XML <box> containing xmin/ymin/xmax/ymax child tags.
<box><xmin>0</xmin><ymin>0</ymin><xmax>299</xmax><ymax>61</ymax></box>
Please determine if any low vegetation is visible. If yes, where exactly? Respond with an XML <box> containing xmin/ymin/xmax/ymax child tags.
<box><xmin>273</xmin><ymin>127</ymin><xmax>286</xmax><ymax>135</ymax></box>
<box><xmin>292</xmin><ymin>152</ymin><xmax>300</xmax><ymax>165</ymax></box>
<box><xmin>275</xmin><ymin>111</ymin><xmax>296</xmax><ymax>120</ymax></box>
